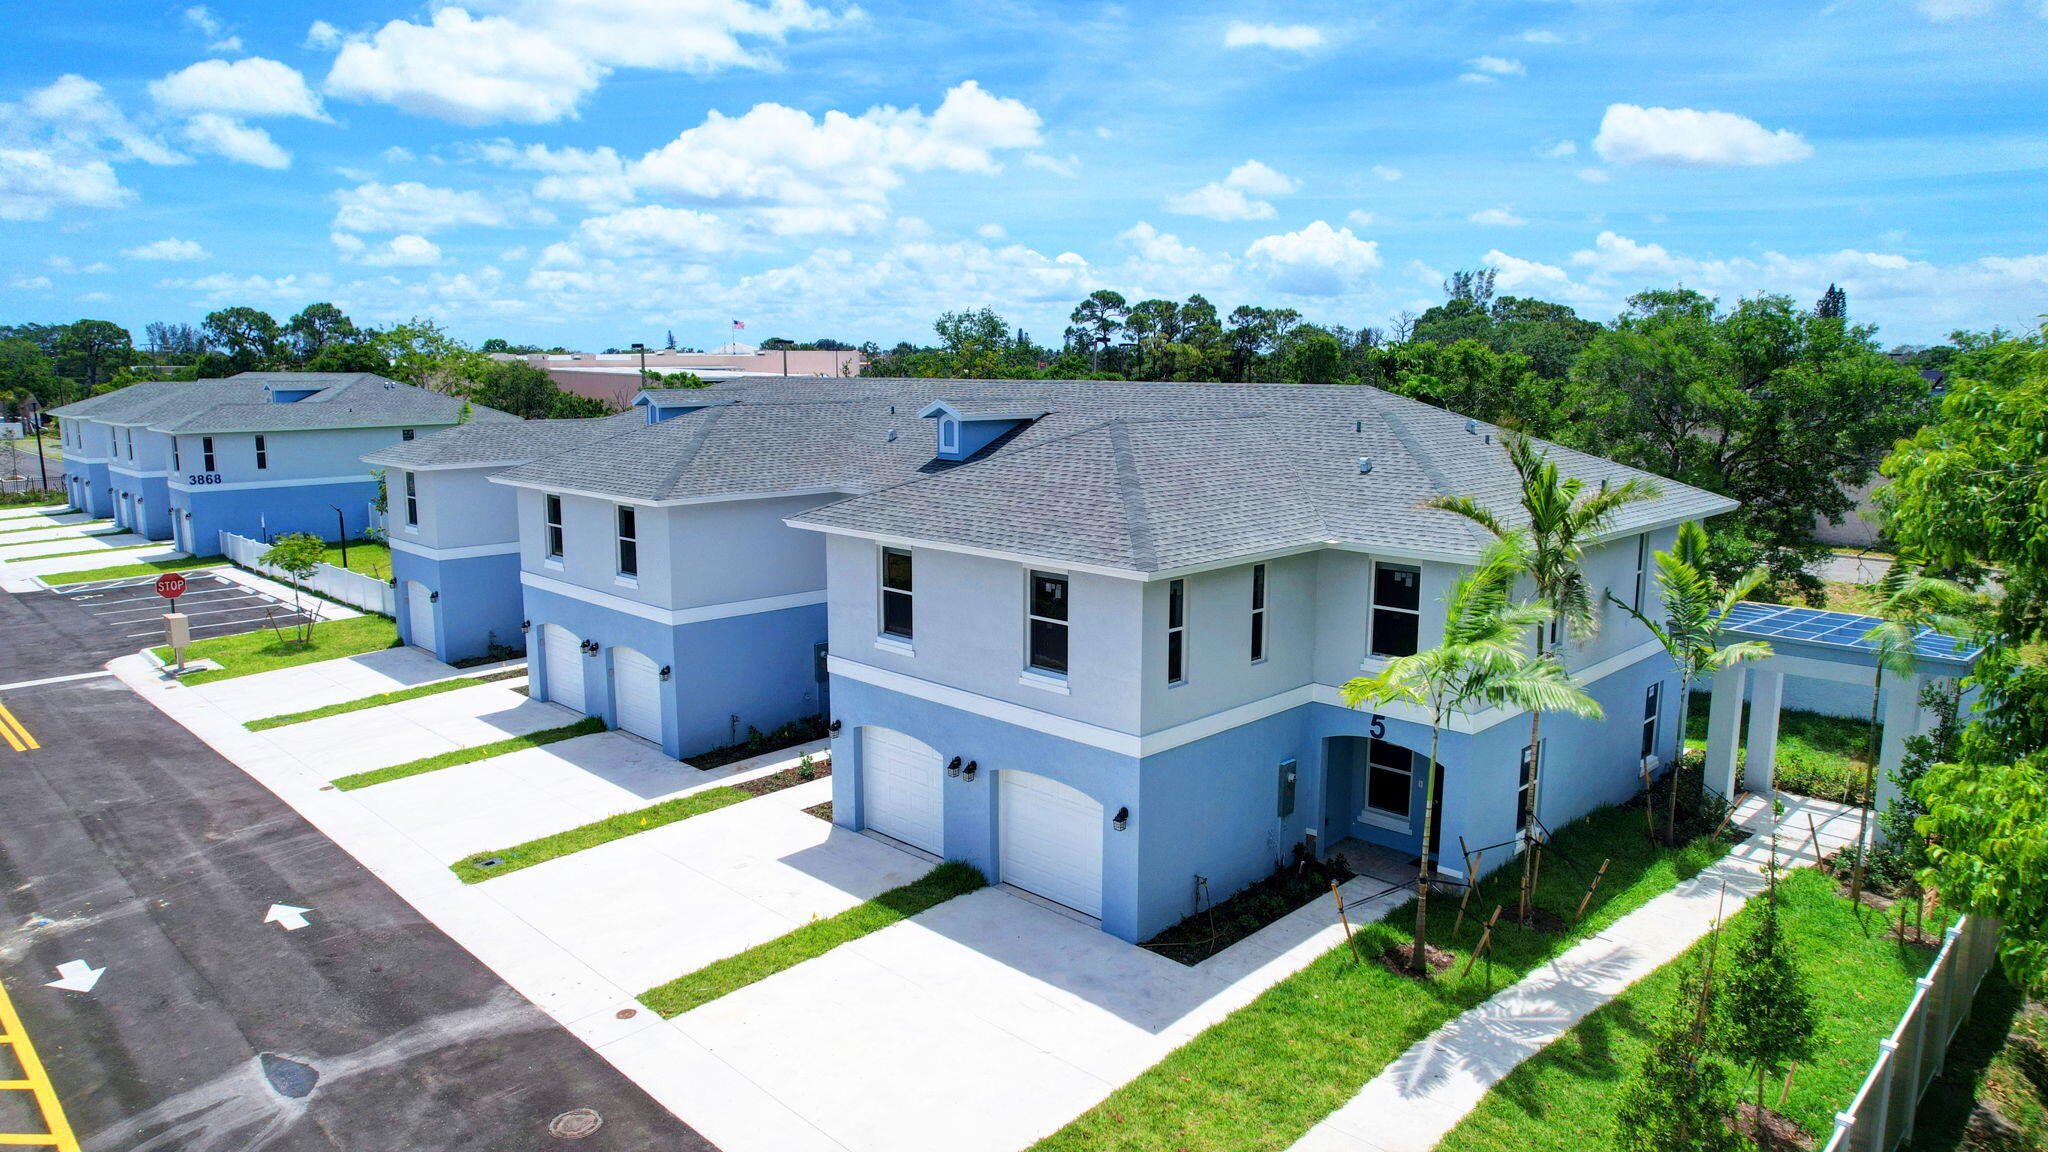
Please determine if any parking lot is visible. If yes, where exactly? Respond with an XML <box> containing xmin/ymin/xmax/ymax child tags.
<box><xmin>56</xmin><ymin>570</ymin><xmax>318</xmax><ymax>644</ymax></box>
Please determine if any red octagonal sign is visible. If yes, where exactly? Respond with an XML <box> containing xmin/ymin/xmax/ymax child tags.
<box><xmin>155</xmin><ymin>572</ymin><xmax>187</xmax><ymax>601</ymax></box>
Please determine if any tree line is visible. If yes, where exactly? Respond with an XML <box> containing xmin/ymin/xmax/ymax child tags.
<box><xmin>0</xmin><ymin>305</ymin><xmax>607</xmax><ymax>422</ymax></box>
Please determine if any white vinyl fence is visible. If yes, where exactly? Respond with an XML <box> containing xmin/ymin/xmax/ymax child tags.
<box><xmin>219</xmin><ymin>530</ymin><xmax>396</xmax><ymax>617</ymax></box>
<box><xmin>1823</xmin><ymin>915</ymin><xmax>2002</xmax><ymax>1152</ymax></box>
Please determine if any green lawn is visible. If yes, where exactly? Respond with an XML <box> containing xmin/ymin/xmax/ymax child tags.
<box><xmin>1033</xmin><ymin>805</ymin><xmax>1735</xmax><ymax>1152</ymax></box>
<box><xmin>1436</xmin><ymin>867</ymin><xmax>1938</xmax><ymax>1152</ymax></box>
<box><xmin>312</xmin><ymin>539</ymin><xmax>392</xmax><ymax>580</ymax></box>
<box><xmin>246</xmin><ymin>668</ymin><xmax>525</xmax><ymax>730</ymax></box>
<box><xmin>331</xmin><ymin>716</ymin><xmax>603</xmax><ymax>790</ymax></box>
<box><xmin>1685</xmin><ymin>695</ymin><xmax>1877</xmax><ymax>805</ymax></box>
<box><xmin>451</xmin><ymin>781</ymin><xmax>754</xmax><ymax>882</ymax></box>
<box><xmin>42</xmin><ymin>554</ymin><xmax>224</xmax><ymax>585</ymax></box>
<box><xmin>151</xmin><ymin>614</ymin><xmax>400</xmax><ymax>684</ymax></box>
<box><xmin>641</xmin><ymin>861</ymin><xmax>989</xmax><ymax>1018</ymax></box>
<box><xmin>0</xmin><ymin>490</ymin><xmax>65</xmax><ymax>509</ymax></box>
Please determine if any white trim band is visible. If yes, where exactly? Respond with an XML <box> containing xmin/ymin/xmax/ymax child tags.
<box><xmin>169</xmin><ymin>472</ymin><xmax>377</xmax><ymax>493</ymax></box>
<box><xmin>389</xmin><ymin>538</ymin><xmax>520</xmax><ymax>561</ymax></box>
<box><xmin>520</xmin><ymin>570</ymin><xmax>825</xmax><ymax>626</ymax></box>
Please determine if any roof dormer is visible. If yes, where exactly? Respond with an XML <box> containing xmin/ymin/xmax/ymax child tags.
<box><xmin>632</xmin><ymin>388</ymin><xmax>737</xmax><ymax>424</ymax></box>
<box><xmin>267</xmin><ymin>383</ymin><xmax>323</xmax><ymax>403</ymax></box>
<box><xmin>917</xmin><ymin>399</ymin><xmax>1048</xmax><ymax>461</ymax></box>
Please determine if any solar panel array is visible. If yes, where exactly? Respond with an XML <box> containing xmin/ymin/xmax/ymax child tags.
<box><xmin>1721</xmin><ymin>601</ymin><xmax>1980</xmax><ymax>664</ymax></box>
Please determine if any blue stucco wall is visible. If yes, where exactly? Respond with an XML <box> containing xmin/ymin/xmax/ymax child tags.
<box><xmin>393</xmin><ymin>549</ymin><xmax>525</xmax><ymax>663</ymax></box>
<box><xmin>110</xmin><ymin>471</ymin><xmax>173</xmax><ymax>539</ymax></box>
<box><xmin>174</xmin><ymin>478</ymin><xmax>380</xmax><ymax>553</ymax></box>
<box><xmin>66</xmin><ymin>459</ymin><xmax>111</xmax><ymax>517</ymax></box>
<box><xmin>522</xmin><ymin>583</ymin><xmax>828</xmax><ymax>761</ymax></box>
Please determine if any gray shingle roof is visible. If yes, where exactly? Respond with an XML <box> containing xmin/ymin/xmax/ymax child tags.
<box><xmin>492</xmin><ymin>376</ymin><xmax>1737</xmax><ymax>572</ymax></box>
<box><xmin>363</xmin><ymin>410</ymin><xmax>646</xmax><ymax>469</ymax></box>
<box><xmin>51</xmin><ymin>373</ymin><xmax>514</xmax><ymax>434</ymax></box>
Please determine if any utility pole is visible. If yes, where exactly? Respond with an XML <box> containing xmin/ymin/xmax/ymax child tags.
<box><xmin>32</xmin><ymin>401</ymin><xmax>48</xmax><ymax>490</ymax></box>
<box><xmin>632</xmin><ymin>342</ymin><xmax>647</xmax><ymax>383</ymax></box>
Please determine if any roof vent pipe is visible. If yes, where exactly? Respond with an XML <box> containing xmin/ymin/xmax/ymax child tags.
<box><xmin>885</xmin><ymin>429</ymin><xmax>897</xmax><ymax>442</ymax></box>
<box><xmin>1357</xmin><ymin>457</ymin><xmax>1373</xmax><ymax>475</ymax></box>
<box><xmin>1355</xmin><ymin>420</ymin><xmax>1362</xmax><ymax>432</ymax></box>
<box><xmin>1465</xmin><ymin>419</ymin><xmax>1479</xmax><ymax>434</ymax></box>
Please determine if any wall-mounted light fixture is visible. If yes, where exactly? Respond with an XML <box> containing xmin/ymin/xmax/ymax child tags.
<box><xmin>659</xmin><ymin>665</ymin><xmax>672</xmax><ymax>682</ymax></box>
<box><xmin>947</xmin><ymin>756</ymin><xmax>962</xmax><ymax>778</ymax></box>
<box><xmin>962</xmin><ymin>760</ymin><xmax>978</xmax><ymax>781</ymax></box>
<box><xmin>429</xmin><ymin>590</ymin><xmax>440</xmax><ymax>603</ymax></box>
<box><xmin>581</xmin><ymin>639</ymin><xmax>600</xmax><ymax>656</ymax></box>
<box><xmin>1113</xmin><ymin>806</ymin><xmax>1129</xmax><ymax>831</ymax></box>
<box><xmin>520</xmin><ymin>619</ymin><xmax>532</xmax><ymax>634</ymax></box>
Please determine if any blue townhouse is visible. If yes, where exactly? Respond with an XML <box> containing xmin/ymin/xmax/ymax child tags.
<box><xmin>52</xmin><ymin>373</ymin><xmax>508</xmax><ymax>553</ymax></box>
<box><xmin>363</xmin><ymin>411</ymin><xmax>642</xmax><ymax>663</ymax></box>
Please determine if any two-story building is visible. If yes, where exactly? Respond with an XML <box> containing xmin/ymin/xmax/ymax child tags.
<box><xmin>363</xmin><ymin>411</ymin><xmax>644</xmax><ymax>663</ymax></box>
<box><xmin>414</xmin><ymin>375</ymin><xmax>1731</xmax><ymax>943</ymax></box>
<box><xmin>52</xmin><ymin>373</ymin><xmax>510</xmax><ymax>552</ymax></box>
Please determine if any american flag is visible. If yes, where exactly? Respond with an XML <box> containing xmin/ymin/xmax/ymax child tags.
<box><xmin>731</xmin><ymin>319</ymin><xmax>746</xmax><ymax>330</ymax></box>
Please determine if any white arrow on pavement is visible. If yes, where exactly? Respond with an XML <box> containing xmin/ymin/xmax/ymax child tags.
<box><xmin>46</xmin><ymin>960</ymin><xmax>104</xmax><ymax>993</ymax></box>
<box><xmin>264</xmin><ymin>903</ymin><xmax>312</xmax><ymax>931</ymax></box>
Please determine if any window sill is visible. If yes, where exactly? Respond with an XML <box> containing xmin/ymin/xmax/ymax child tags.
<box><xmin>543</xmin><ymin>558</ymin><xmax>564</xmax><ymax>571</ymax></box>
<box><xmin>1357</xmin><ymin>808</ymin><xmax>1411</xmax><ymax>834</ymax></box>
<box><xmin>1358</xmin><ymin>655</ymin><xmax>1392</xmax><ymax>673</ymax></box>
<box><xmin>402</xmin><ymin>524</ymin><xmax>419</xmax><ymax>535</ymax></box>
<box><xmin>614</xmin><ymin>575</ymin><xmax>639</xmax><ymax>589</ymax></box>
<box><xmin>874</xmin><ymin>635</ymin><xmax>915</xmax><ymax>657</ymax></box>
<box><xmin>1018</xmin><ymin>669</ymin><xmax>1070</xmax><ymax>695</ymax></box>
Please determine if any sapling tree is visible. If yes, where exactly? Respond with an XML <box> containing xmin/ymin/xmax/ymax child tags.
<box><xmin>1717</xmin><ymin>825</ymin><xmax>1818</xmax><ymax>1135</ymax></box>
<box><xmin>260</xmin><ymin>532</ymin><xmax>326</xmax><ymax>643</ymax></box>
<box><xmin>1616</xmin><ymin>955</ymin><xmax>1740</xmax><ymax>1152</ymax></box>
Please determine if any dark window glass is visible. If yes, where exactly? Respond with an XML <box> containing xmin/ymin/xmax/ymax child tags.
<box><xmin>1029</xmin><ymin>618</ymin><xmax>1069</xmax><ymax>674</ymax></box>
<box><xmin>545</xmin><ymin>495</ymin><xmax>564</xmax><ymax>558</ymax></box>
<box><xmin>1372</xmin><ymin>610</ymin><xmax>1419</xmax><ymax>658</ymax></box>
<box><xmin>881</xmin><ymin>548</ymin><xmax>913</xmax><ymax>639</ymax></box>
<box><xmin>201</xmin><ymin>436</ymin><xmax>215</xmax><ymax>472</ymax></box>
<box><xmin>403</xmin><ymin>471</ymin><xmax>418</xmax><ymax>525</ymax></box>
<box><xmin>1250</xmin><ymin>563</ymin><xmax>1267</xmax><ymax>662</ymax></box>
<box><xmin>255</xmin><ymin>435</ymin><xmax>267</xmax><ymax>470</ymax></box>
<box><xmin>1641</xmin><ymin>682</ymin><xmax>1662</xmax><ymax>759</ymax></box>
<box><xmin>1370</xmin><ymin>562</ymin><xmax>1422</xmax><ymax>658</ymax></box>
<box><xmin>1166</xmin><ymin>578</ymin><xmax>1186</xmax><ymax>684</ymax></box>
<box><xmin>1517</xmin><ymin>744</ymin><xmax>1538</xmax><ymax>831</ymax></box>
<box><xmin>1166</xmin><ymin>631</ymin><xmax>1184</xmax><ymax>684</ymax></box>
<box><xmin>616</xmin><ymin>506</ymin><xmax>637</xmax><ymax>576</ymax></box>
<box><xmin>1374</xmin><ymin>563</ymin><xmax>1420</xmax><ymax>611</ymax></box>
<box><xmin>1030</xmin><ymin>572</ymin><xmax>1068</xmax><ymax>621</ymax></box>
<box><xmin>402</xmin><ymin>428</ymin><xmax>416</xmax><ymax>441</ymax></box>
<box><xmin>1365</xmin><ymin>739</ymin><xmax>1412</xmax><ymax>817</ymax></box>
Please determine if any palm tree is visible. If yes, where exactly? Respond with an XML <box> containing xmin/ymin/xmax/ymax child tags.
<box><xmin>1344</xmin><ymin>535</ymin><xmax>1603</xmax><ymax>975</ymax></box>
<box><xmin>1850</xmin><ymin>557</ymin><xmax>1975</xmax><ymax>903</ymax></box>
<box><xmin>1426</xmin><ymin>432</ymin><xmax>1660</xmax><ymax>921</ymax></box>
<box><xmin>1613</xmin><ymin>521</ymin><xmax>1773</xmax><ymax>842</ymax></box>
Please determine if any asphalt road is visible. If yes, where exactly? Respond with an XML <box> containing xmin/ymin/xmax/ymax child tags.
<box><xmin>0</xmin><ymin>587</ymin><xmax>716</xmax><ymax>1152</ymax></box>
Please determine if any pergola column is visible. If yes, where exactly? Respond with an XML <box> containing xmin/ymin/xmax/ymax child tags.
<box><xmin>1872</xmin><ymin>672</ymin><xmax>1927</xmax><ymax>845</ymax></box>
<box><xmin>1744</xmin><ymin>669</ymin><xmax>1784</xmax><ymax>796</ymax></box>
<box><xmin>1704</xmin><ymin>663</ymin><xmax>1748</xmax><ymax>802</ymax></box>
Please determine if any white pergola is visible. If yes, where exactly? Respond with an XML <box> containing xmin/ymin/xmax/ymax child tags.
<box><xmin>1703</xmin><ymin>603</ymin><xmax>1979</xmax><ymax>840</ymax></box>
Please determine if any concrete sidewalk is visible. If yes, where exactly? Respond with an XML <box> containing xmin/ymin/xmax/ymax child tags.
<box><xmin>1289</xmin><ymin>793</ymin><xmax>1866</xmax><ymax>1152</ymax></box>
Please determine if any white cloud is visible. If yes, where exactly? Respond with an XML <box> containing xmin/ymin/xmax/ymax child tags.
<box><xmin>1517</xmin><ymin>29</ymin><xmax>1564</xmax><ymax>43</ymax></box>
<box><xmin>332</xmin><ymin>180</ymin><xmax>549</xmax><ymax>233</ymax></box>
<box><xmin>1372</xmin><ymin>164</ymin><xmax>1403</xmax><ymax>181</ymax></box>
<box><xmin>1118</xmin><ymin>221</ymin><xmax>1235</xmax><ymax>288</ymax></box>
<box><xmin>1165</xmin><ymin>159</ymin><xmax>1298</xmax><ymax>220</ymax></box>
<box><xmin>1916</xmin><ymin>0</ymin><xmax>1996</xmax><ymax>18</ymax></box>
<box><xmin>977</xmin><ymin>222</ymin><xmax>1007</xmax><ymax>239</ymax></box>
<box><xmin>1594</xmin><ymin>104</ymin><xmax>1813</xmax><ymax>167</ymax></box>
<box><xmin>1481</xmin><ymin>249</ymin><xmax>1594</xmax><ymax>302</ymax></box>
<box><xmin>1579</xmin><ymin>168</ymin><xmax>1610</xmax><ymax>183</ymax></box>
<box><xmin>1468</xmin><ymin>207</ymin><xmax>1527</xmax><ymax>226</ymax></box>
<box><xmin>1461</xmin><ymin>55</ymin><xmax>1525</xmax><ymax>82</ymax></box>
<box><xmin>182</xmin><ymin>115</ymin><xmax>289</xmax><ymax>169</ymax></box>
<box><xmin>1023</xmin><ymin>152</ymin><xmax>1079</xmax><ymax>177</ymax></box>
<box><xmin>347</xmin><ymin>233</ymin><xmax>443</xmax><ymax>267</ymax></box>
<box><xmin>1223</xmin><ymin>21</ymin><xmax>1324</xmax><ymax>50</ymax></box>
<box><xmin>383</xmin><ymin>146</ymin><xmax>416</xmax><ymax>164</ymax></box>
<box><xmin>1346</xmin><ymin>209</ymin><xmax>1376</xmax><ymax>227</ymax></box>
<box><xmin>1538</xmin><ymin>139</ymin><xmax>1577</xmax><ymax>159</ymax></box>
<box><xmin>1245</xmin><ymin>220</ymin><xmax>1381</xmax><ymax>296</ymax></box>
<box><xmin>182</xmin><ymin>7</ymin><xmax>241</xmax><ymax>52</ymax></box>
<box><xmin>10</xmin><ymin>275</ymin><xmax>53</xmax><ymax>290</ymax></box>
<box><xmin>320</xmin><ymin>0</ymin><xmax>842</xmax><ymax>125</ymax></box>
<box><xmin>0</xmin><ymin>150</ymin><xmax>130</xmax><ymax>220</ymax></box>
<box><xmin>152</xmin><ymin>58</ymin><xmax>326</xmax><ymax>122</ymax></box>
<box><xmin>304</xmin><ymin>20</ymin><xmax>342</xmax><ymax>49</ymax></box>
<box><xmin>124</xmin><ymin>237</ymin><xmax>210</xmax><ymax>261</ymax></box>
<box><xmin>571</xmin><ymin>205</ymin><xmax>749</xmax><ymax>259</ymax></box>
<box><xmin>8</xmin><ymin>75</ymin><xmax>183</xmax><ymax>167</ymax></box>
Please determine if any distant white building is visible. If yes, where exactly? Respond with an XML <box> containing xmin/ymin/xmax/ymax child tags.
<box><xmin>495</xmin><ymin>345</ymin><xmax>867</xmax><ymax>409</ymax></box>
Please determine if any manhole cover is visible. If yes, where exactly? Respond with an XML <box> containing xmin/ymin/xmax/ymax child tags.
<box><xmin>549</xmin><ymin>1108</ymin><xmax>603</xmax><ymax>1139</ymax></box>
<box><xmin>615</xmin><ymin>1008</ymin><xmax>637</xmax><ymax>1020</ymax></box>
<box><xmin>259</xmin><ymin>1053</ymin><xmax>319</xmax><ymax>1099</ymax></box>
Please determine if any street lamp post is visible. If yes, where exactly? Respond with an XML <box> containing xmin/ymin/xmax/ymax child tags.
<box><xmin>632</xmin><ymin>342</ymin><xmax>647</xmax><ymax>383</ymax></box>
<box><xmin>331</xmin><ymin>505</ymin><xmax>348</xmax><ymax>568</ymax></box>
<box><xmin>30</xmin><ymin>401</ymin><xmax>48</xmax><ymax>491</ymax></box>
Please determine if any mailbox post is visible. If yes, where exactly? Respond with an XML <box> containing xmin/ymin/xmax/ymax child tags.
<box><xmin>157</xmin><ymin>572</ymin><xmax>189</xmax><ymax>672</ymax></box>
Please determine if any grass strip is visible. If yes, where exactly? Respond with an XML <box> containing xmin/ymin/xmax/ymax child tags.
<box><xmin>5</xmin><ymin>542</ymin><xmax>165</xmax><ymax>562</ymax></box>
<box><xmin>333</xmin><ymin>715</ymin><xmax>604</xmax><ymax>791</ymax></box>
<box><xmin>151</xmin><ymin>614</ymin><xmax>400</xmax><ymax>685</ymax></box>
<box><xmin>1436</xmin><ymin>867</ymin><xmax>1939</xmax><ymax>1152</ymax></box>
<box><xmin>1033</xmin><ymin>804</ymin><xmax>1736</xmax><ymax>1152</ymax></box>
<box><xmin>641</xmin><ymin>861</ymin><xmax>988</xmax><ymax>1017</ymax></box>
<box><xmin>43</xmin><ymin>554</ymin><xmax>222</xmax><ymax>586</ymax></box>
<box><xmin>246</xmin><ymin>668</ymin><xmax>525</xmax><ymax>730</ymax></box>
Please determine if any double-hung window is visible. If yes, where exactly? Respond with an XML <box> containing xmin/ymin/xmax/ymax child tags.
<box><xmin>1027</xmin><ymin>571</ymin><xmax>1069</xmax><ymax>676</ymax></box>
<box><xmin>616</xmin><ymin>506</ymin><xmax>638</xmax><ymax>577</ymax></box>
<box><xmin>254</xmin><ymin>435</ymin><xmax>268</xmax><ymax>470</ymax></box>
<box><xmin>403</xmin><ymin>472</ymin><xmax>418</xmax><ymax>526</ymax></box>
<box><xmin>1517</xmin><ymin>743</ymin><xmax>1542</xmax><ymax>834</ymax></box>
<box><xmin>1641</xmin><ymin>682</ymin><xmax>1663</xmax><ymax>762</ymax></box>
<box><xmin>1370</xmin><ymin>562</ymin><xmax>1421</xmax><ymax>658</ymax></box>
<box><xmin>880</xmin><ymin>548</ymin><xmax>914</xmax><ymax>640</ymax></box>
<box><xmin>1165</xmin><ymin>578</ymin><xmax>1188</xmax><ymax>685</ymax></box>
<box><xmin>1365</xmin><ymin>738</ymin><xmax>1413</xmax><ymax>819</ymax></box>
<box><xmin>544</xmin><ymin>494</ymin><xmax>564</xmax><ymax>559</ymax></box>
<box><xmin>201</xmin><ymin>436</ymin><xmax>216</xmax><ymax>472</ymax></box>
<box><xmin>1632</xmin><ymin>533</ymin><xmax>1649</xmax><ymax>612</ymax></box>
<box><xmin>1250</xmin><ymin>563</ymin><xmax>1268</xmax><ymax>663</ymax></box>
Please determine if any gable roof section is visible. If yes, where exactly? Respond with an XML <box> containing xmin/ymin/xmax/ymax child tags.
<box><xmin>51</xmin><ymin>373</ymin><xmax>514</xmax><ymax>434</ymax></box>
<box><xmin>363</xmin><ymin>410</ymin><xmax>646</xmax><ymax>469</ymax></box>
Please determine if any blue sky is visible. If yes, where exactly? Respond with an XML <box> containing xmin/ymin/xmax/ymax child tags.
<box><xmin>3</xmin><ymin>0</ymin><xmax>2045</xmax><ymax>352</ymax></box>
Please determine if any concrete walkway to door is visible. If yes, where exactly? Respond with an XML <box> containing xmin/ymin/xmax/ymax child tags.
<box><xmin>1288</xmin><ymin>793</ymin><xmax>1865</xmax><ymax>1152</ymax></box>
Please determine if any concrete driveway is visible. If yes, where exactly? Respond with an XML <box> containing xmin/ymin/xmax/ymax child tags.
<box><xmin>181</xmin><ymin>644</ymin><xmax>501</xmax><ymax>724</ymax></box>
<box><xmin>260</xmin><ymin>676</ymin><xmax>574</xmax><ymax>779</ymax></box>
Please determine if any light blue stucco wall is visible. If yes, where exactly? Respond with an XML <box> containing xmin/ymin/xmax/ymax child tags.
<box><xmin>109</xmin><ymin>467</ymin><xmax>173</xmax><ymax>539</ymax></box>
<box><xmin>522</xmin><ymin>582</ymin><xmax>828</xmax><ymax>760</ymax></box>
<box><xmin>64</xmin><ymin>457</ymin><xmax>111</xmax><ymax>517</ymax></box>
<box><xmin>394</xmin><ymin>549</ymin><xmax>525</xmax><ymax>663</ymax></box>
<box><xmin>172</xmin><ymin>477</ymin><xmax>381</xmax><ymax>553</ymax></box>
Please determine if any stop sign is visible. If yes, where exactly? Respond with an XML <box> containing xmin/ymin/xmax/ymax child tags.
<box><xmin>155</xmin><ymin>572</ymin><xmax>187</xmax><ymax>601</ymax></box>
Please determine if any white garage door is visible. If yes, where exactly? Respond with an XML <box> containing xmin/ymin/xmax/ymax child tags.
<box><xmin>543</xmin><ymin>624</ymin><xmax>584</xmax><ymax>710</ymax></box>
<box><xmin>1000</xmin><ymin>770</ymin><xmax>1104</xmax><ymax>918</ymax></box>
<box><xmin>406</xmin><ymin>581</ymin><xmax>435</xmax><ymax>652</ymax></box>
<box><xmin>861</xmin><ymin>726</ymin><xmax>943</xmax><ymax>855</ymax></box>
<box><xmin>611</xmin><ymin>645</ymin><xmax>663</xmax><ymax>745</ymax></box>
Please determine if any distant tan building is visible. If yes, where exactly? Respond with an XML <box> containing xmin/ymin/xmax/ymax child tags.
<box><xmin>495</xmin><ymin>344</ymin><xmax>866</xmax><ymax>409</ymax></box>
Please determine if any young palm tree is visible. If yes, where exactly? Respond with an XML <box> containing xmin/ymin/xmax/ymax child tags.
<box><xmin>1850</xmin><ymin>556</ymin><xmax>1976</xmax><ymax>903</ymax></box>
<box><xmin>1426</xmin><ymin>432</ymin><xmax>1660</xmax><ymax>921</ymax></box>
<box><xmin>1613</xmin><ymin>521</ymin><xmax>1773</xmax><ymax>843</ymax></box>
<box><xmin>1344</xmin><ymin>535</ymin><xmax>1604</xmax><ymax>976</ymax></box>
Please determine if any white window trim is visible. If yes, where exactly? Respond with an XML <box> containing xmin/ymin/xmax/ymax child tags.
<box><xmin>1250</xmin><ymin>562</ymin><xmax>1268</xmax><ymax>665</ymax></box>
<box><xmin>879</xmin><ymin>545</ymin><xmax>914</xmax><ymax>645</ymax></box>
<box><xmin>544</xmin><ymin>494</ymin><xmax>565</xmax><ymax>560</ymax></box>
<box><xmin>1024</xmin><ymin>567</ymin><xmax>1070</xmax><ymax>681</ymax></box>
<box><xmin>1368</xmin><ymin>561</ymin><xmax>1422</xmax><ymax>660</ymax></box>
<box><xmin>403</xmin><ymin>470</ymin><xmax>419</xmax><ymax>528</ymax></box>
<box><xmin>1361</xmin><ymin>739</ymin><xmax>1415</xmax><ymax>825</ymax></box>
<box><xmin>200</xmin><ymin>436</ymin><xmax>216</xmax><ymax>473</ymax></box>
<box><xmin>1632</xmin><ymin>532</ymin><xmax>1650</xmax><ymax>612</ymax></box>
<box><xmin>255</xmin><ymin>434</ymin><xmax>268</xmax><ymax>471</ymax></box>
<box><xmin>1641</xmin><ymin>681</ymin><xmax>1663</xmax><ymax>761</ymax></box>
<box><xmin>615</xmin><ymin>504</ymin><xmax>638</xmax><ymax>578</ymax></box>
<box><xmin>939</xmin><ymin>417</ymin><xmax>959</xmax><ymax>455</ymax></box>
<box><xmin>1165</xmin><ymin>577</ymin><xmax>1188</xmax><ymax>687</ymax></box>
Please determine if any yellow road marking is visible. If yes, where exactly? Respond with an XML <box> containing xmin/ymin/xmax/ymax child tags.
<box><xmin>0</xmin><ymin>976</ymin><xmax>79</xmax><ymax>1152</ymax></box>
<box><xmin>0</xmin><ymin>702</ymin><xmax>35</xmax><ymax>752</ymax></box>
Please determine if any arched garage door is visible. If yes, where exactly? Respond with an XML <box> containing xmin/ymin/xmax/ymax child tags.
<box><xmin>999</xmin><ymin>770</ymin><xmax>1104</xmax><ymax>918</ymax></box>
<box><xmin>611</xmin><ymin>645</ymin><xmax>663</xmax><ymax>745</ymax></box>
<box><xmin>405</xmin><ymin>580</ymin><xmax>435</xmax><ymax>652</ymax></box>
<box><xmin>542</xmin><ymin>624</ymin><xmax>584</xmax><ymax>711</ymax></box>
<box><xmin>860</xmin><ymin>726</ymin><xmax>943</xmax><ymax>855</ymax></box>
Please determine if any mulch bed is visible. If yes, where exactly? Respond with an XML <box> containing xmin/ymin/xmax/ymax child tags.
<box><xmin>1143</xmin><ymin>855</ymin><xmax>1357</xmax><ymax>966</ymax></box>
<box><xmin>804</xmin><ymin>801</ymin><xmax>834</xmax><ymax>823</ymax></box>
<box><xmin>729</xmin><ymin>755</ymin><xmax>830</xmax><ymax>798</ymax></box>
<box><xmin>1513</xmin><ymin>906</ymin><xmax>1568</xmax><ymax>934</ymax></box>
<box><xmin>1378</xmin><ymin>941</ymin><xmax>1456</xmax><ymax>979</ymax></box>
<box><xmin>685</xmin><ymin>714</ymin><xmax>830</xmax><ymax>771</ymax></box>
<box><xmin>1733</xmin><ymin>1101</ymin><xmax>1816</xmax><ymax>1152</ymax></box>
